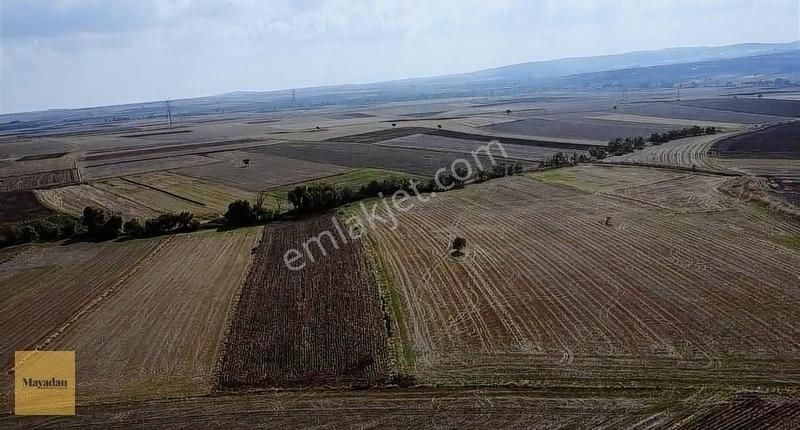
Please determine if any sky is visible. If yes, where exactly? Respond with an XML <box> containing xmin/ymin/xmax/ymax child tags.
<box><xmin>1</xmin><ymin>0</ymin><xmax>798</xmax><ymax>113</ymax></box>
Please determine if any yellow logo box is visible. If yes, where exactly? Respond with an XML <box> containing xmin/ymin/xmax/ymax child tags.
<box><xmin>15</xmin><ymin>351</ymin><xmax>75</xmax><ymax>416</ymax></box>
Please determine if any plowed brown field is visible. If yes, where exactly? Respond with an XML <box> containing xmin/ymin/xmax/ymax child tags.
<box><xmin>218</xmin><ymin>217</ymin><xmax>389</xmax><ymax>388</ymax></box>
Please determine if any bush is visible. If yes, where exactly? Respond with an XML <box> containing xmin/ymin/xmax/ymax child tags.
<box><xmin>21</xmin><ymin>225</ymin><xmax>39</xmax><ymax>243</ymax></box>
<box><xmin>0</xmin><ymin>225</ymin><xmax>22</xmax><ymax>246</ymax></box>
<box><xmin>123</xmin><ymin>218</ymin><xmax>145</xmax><ymax>237</ymax></box>
<box><xmin>225</xmin><ymin>200</ymin><xmax>256</xmax><ymax>226</ymax></box>
<box><xmin>97</xmin><ymin>215</ymin><xmax>123</xmax><ymax>240</ymax></box>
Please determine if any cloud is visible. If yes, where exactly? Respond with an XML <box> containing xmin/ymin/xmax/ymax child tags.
<box><xmin>1</xmin><ymin>0</ymin><xmax>798</xmax><ymax>113</ymax></box>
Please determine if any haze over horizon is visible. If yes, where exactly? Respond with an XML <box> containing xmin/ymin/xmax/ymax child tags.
<box><xmin>1</xmin><ymin>0</ymin><xmax>799</xmax><ymax>114</ymax></box>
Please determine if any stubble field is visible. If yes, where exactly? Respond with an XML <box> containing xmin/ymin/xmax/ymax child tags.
<box><xmin>366</xmin><ymin>172</ymin><xmax>800</xmax><ymax>386</ymax></box>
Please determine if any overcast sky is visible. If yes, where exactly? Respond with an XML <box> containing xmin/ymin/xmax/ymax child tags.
<box><xmin>1</xmin><ymin>0</ymin><xmax>798</xmax><ymax>113</ymax></box>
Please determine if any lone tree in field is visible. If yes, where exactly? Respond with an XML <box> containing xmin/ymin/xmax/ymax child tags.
<box><xmin>451</xmin><ymin>237</ymin><xmax>467</xmax><ymax>256</ymax></box>
<box><xmin>505</xmin><ymin>109</ymin><xmax>512</xmax><ymax>115</ymax></box>
<box><xmin>242</xmin><ymin>158</ymin><xmax>250</xmax><ymax>168</ymax></box>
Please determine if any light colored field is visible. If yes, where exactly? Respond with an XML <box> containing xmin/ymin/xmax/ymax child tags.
<box><xmin>92</xmin><ymin>178</ymin><xmax>208</xmax><ymax>216</ymax></box>
<box><xmin>529</xmin><ymin>164</ymin><xmax>686</xmax><ymax>193</ymax></box>
<box><xmin>364</xmin><ymin>175</ymin><xmax>800</xmax><ymax>386</ymax></box>
<box><xmin>0</xmin><ymin>239</ymin><xmax>166</xmax><ymax>410</ymax></box>
<box><xmin>0</xmin><ymin>153</ymin><xmax>80</xmax><ymax>176</ymax></box>
<box><xmin>83</xmin><ymin>154</ymin><xmax>221</xmax><ymax>180</ymax></box>
<box><xmin>47</xmin><ymin>229</ymin><xmax>258</xmax><ymax>403</ymax></box>
<box><xmin>37</xmin><ymin>173</ymin><xmax>250</xmax><ymax>220</ymax></box>
<box><xmin>586</xmin><ymin>113</ymin><xmax>745</xmax><ymax>130</ymax></box>
<box><xmin>531</xmin><ymin>165</ymin><xmax>733</xmax><ymax>212</ymax></box>
<box><xmin>127</xmin><ymin>171</ymin><xmax>255</xmax><ymax>216</ymax></box>
<box><xmin>378</xmin><ymin>134</ymin><xmax>565</xmax><ymax>162</ymax></box>
<box><xmin>612</xmin><ymin>174</ymin><xmax>734</xmax><ymax>212</ymax></box>
<box><xmin>602</xmin><ymin>131</ymin><xmax>740</xmax><ymax>171</ymax></box>
<box><xmin>173</xmin><ymin>151</ymin><xmax>352</xmax><ymax>191</ymax></box>
<box><xmin>0</xmin><ymin>153</ymin><xmax>82</xmax><ymax>191</ymax></box>
<box><xmin>35</xmin><ymin>184</ymin><xmax>161</xmax><ymax>219</ymax></box>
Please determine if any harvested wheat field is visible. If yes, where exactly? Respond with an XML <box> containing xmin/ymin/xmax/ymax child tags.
<box><xmin>529</xmin><ymin>164</ymin><xmax>686</xmax><ymax>193</ymax></box>
<box><xmin>0</xmin><ymin>387</ymin><xmax>703</xmax><ymax>429</ymax></box>
<box><xmin>35</xmin><ymin>184</ymin><xmax>161</xmax><ymax>219</ymax></box>
<box><xmin>0</xmin><ymin>191</ymin><xmax>55</xmax><ymax>224</ymax></box>
<box><xmin>0</xmin><ymin>239</ymin><xmax>166</xmax><ymax>411</ymax></box>
<box><xmin>602</xmin><ymin>131</ymin><xmax>740</xmax><ymax>172</ymax></box>
<box><xmin>173</xmin><ymin>151</ymin><xmax>351</xmax><ymax>191</ymax></box>
<box><xmin>91</xmin><ymin>178</ymin><xmax>208</xmax><ymax>216</ymax></box>
<box><xmin>364</xmin><ymin>174</ymin><xmax>800</xmax><ymax>386</ymax></box>
<box><xmin>218</xmin><ymin>217</ymin><xmax>389</xmax><ymax>388</ymax></box>
<box><xmin>125</xmin><ymin>171</ymin><xmax>255</xmax><ymax>216</ymax></box>
<box><xmin>46</xmin><ymin>229</ymin><xmax>258</xmax><ymax>402</ymax></box>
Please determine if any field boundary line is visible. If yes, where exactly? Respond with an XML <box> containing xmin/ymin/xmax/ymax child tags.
<box><xmin>597</xmin><ymin>191</ymin><xmax>674</xmax><ymax>211</ymax></box>
<box><xmin>596</xmin><ymin>161</ymin><xmax>741</xmax><ymax>177</ymax></box>
<box><xmin>259</xmin><ymin>169</ymin><xmax>360</xmax><ymax>193</ymax></box>
<box><xmin>360</xmin><ymin>231</ymin><xmax>403</xmax><ymax>376</ymax></box>
<box><xmin>23</xmin><ymin>236</ymin><xmax>176</xmax><ymax>355</ymax></box>
<box><xmin>211</xmin><ymin>227</ymin><xmax>265</xmax><ymax>392</ymax></box>
<box><xmin>89</xmin><ymin>182</ymin><xmax>165</xmax><ymax>214</ymax></box>
<box><xmin>371</xmin><ymin>141</ymin><xmax>544</xmax><ymax>163</ymax></box>
<box><xmin>120</xmin><ymin>176</ymin><xmax>208</xmax><ymax>207</ymax></box>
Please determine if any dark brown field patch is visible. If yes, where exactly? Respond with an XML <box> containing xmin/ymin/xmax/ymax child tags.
<box><xmin>218</xmin><ymin>217</ymin><xmax>390</xmax><ymax>388</ymax></box>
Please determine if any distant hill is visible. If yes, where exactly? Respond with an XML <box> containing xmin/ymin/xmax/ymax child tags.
<box><xmin>2</xmin><ymin>41</ymin><xmax>798</xmax><ymax>120</ymax></box>
<box><xmin>545</xmin><ymin>50</ymin><xmax>800</xmax><ymax>89</ymax></box>
<box><xmin>462</xmin><ymin>41</ymin><xmax>800</xmax><ymax>82</ymax></box>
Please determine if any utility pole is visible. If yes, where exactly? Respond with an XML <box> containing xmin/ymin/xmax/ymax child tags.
<box><xmin>166</xmin><ymin>100</ymin><xmax>173</xmax><ymax>129</ymax></box>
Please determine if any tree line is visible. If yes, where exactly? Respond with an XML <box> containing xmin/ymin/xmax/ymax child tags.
<box><xmin>1</xmin><ymin>160</ymin><xmax>526</xmax><ymax>247</ymax></box>
<box><xmin>223</xmin><ymin>164</ymin><xmax>523</xmax><ymax>227</ymax></box>
<box><xmin>600</xmin><ymin>125</ymin><xmax>718</xmax><ymax>157</ymax></box>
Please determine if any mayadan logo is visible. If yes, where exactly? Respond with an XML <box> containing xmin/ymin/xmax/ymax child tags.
<box><xmin>22</xmin><ymin>377</ymin><xmax>69</xmax><ymax>389</ymax></box>
<box><xmin>15</xmin><ymin>351</ymin><xmax>75</xmax><ymax>415</ymax></box>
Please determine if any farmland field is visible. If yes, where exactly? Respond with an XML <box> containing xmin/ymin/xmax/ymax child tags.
<box><xmin>0</xmin><ymin>239</ymin><xmax>166</xmax><ymax>410</ymax></box>
<box><xmin>92</xmin><ymin>178</ymin><xmax>208</xmax><ymax>215</ymax></box>
<box><xmin>126</xmin><ymin>171</ymin><xmax>255</xmax><ymax>216</ymax></box>
<box><xmin>173</xmin><ymin>151</ymin><xmax>351</xmax><ymax>191</ymax></box>
<box><xmin>679</xmin><ymin>98</ymin><xmax>800</xmax><ymax>118</ymax></box>
<box><xmin>46</xmin><ymin>230</ymin><xmax>258</xmax><ymax>402</ymax></box>
<box><xmin>528</xmin><ymin>164</ymin><xmax>686</xmax><ymax>193</ymax></box>
<box><xmin>266</xmin><ymin>168</ymin><xmax>422</xmax><ymax>194</ymax></box>
<box><xmin>0</xmin><ymin>387</ymin><xmax>740</xmax><ymax>429</ymax></box>
<box><xmin>1</xmin><ymin>80</ymin><xmax>799</xmax><ymax>428</ymax></box>
<box><xmin>365</xmin><ymin>174</ymin><xmax>800</xmax><ymax>386</ymax></box>
<box><xmin>602</xmin><ymin>131</ymin><xmax>739</xmax><ymax>171</ymax></box>
<box><xmin>712</xmin><ymin>122</ymin><xmax>800</xmax><ymax>158</ymax></box>
<box><xmin>483</xmin><ymin>116</ymin><xmax>675</xmax><ymax>141</ymax></box>
<box><xmin>0</xmin><ymin>191</ymin><xmax>54</xmax><ymax>224</ymax></box>
<box><xmin>586</xmin><ymin>113</ymin><xmax>745</xmax><ymax>130</ymax></box>
<box><xmin>35</xmin><ymin>184</ymin><xmax>161</xmax><ymax>219</ymax></box>
<box><xmin>378</xmin><ymin>134</ymin><xmax>569</xmax><ymax>161</ymax></box>
<box><xmin>218</xmin><ymin>217</ymin><xmax>389</xmax><ymax>388</ymax></box>
<box><xmin>83</xmin><ymin>154</ymin><xmax>221</xmax><ymax>180</ymax></box>
<box><xmin>620</xmin><ymin>102</ymin><xmax>789</xmax><ymax>124</ymax></box>
<box><xmin>250</xmin><ymin>141</ymin><xmax>531</xmax><ymax>176</ymax></box>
